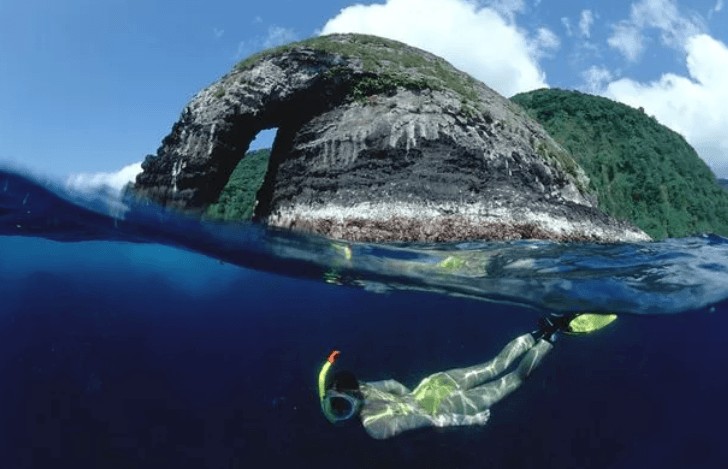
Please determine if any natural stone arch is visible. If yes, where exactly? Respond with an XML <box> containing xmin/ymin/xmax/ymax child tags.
<box><xmin>133</xmin><ymin>34</ymin><xmax>649</xmax><ymax>243</ymax></box>
<box><xmin>134</xmin><ymin>47</ymin><xmax>359</xmax><ymax>214</ymax></box>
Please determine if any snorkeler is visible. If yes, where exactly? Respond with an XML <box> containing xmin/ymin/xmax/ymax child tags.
<box><xmin>318</xmin><ymin>313</ymin><xmax>617</xmax><ymax>440</ymax></box>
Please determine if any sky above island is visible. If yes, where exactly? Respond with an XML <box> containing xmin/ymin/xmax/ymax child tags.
<box><xmin>1</xmin><ymin>0</ymin><xmax>727</xmax><ymax>189</ymax></box>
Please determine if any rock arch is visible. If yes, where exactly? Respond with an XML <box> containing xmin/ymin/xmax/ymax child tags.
<box><xmin>133</xmin><ymin>34</ymin><xmax>649</xmax><ymax>242</ymax></box>
<box><xmin>134</xmin><ymin>47</ymin><xmax>357</xmax><ymax>214</ymax></box>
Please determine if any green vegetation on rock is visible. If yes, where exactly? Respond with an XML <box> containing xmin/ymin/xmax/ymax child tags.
<box><xmin>350</xmin><ymin>72</ymin><xmax>436</xmax><ymax>101</ymax></box>
<box><xmin>512</xmin><ymin>89</ymin><xmax>728</xmax><ymax>239</ymax></box>
<box><xmin>235</xmin><ymin>34</ymin><xmax>480</xmax><ymax>103</ymax></box>
<box><xmin>204</xmin><ymin>148</ymin><xmax>270</xmax><ymax>221</ymax></box>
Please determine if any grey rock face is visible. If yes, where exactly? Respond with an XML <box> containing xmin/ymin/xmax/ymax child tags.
<box><xmin>134</xmin><ymin>34</ymin><xmax>649</xmax><ymax>242</ymax></box>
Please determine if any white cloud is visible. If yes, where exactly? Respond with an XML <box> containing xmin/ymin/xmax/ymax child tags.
<box><xmin>632</xmin><ymin>0</ymin><xmax>704</xmax><ymax>46</ymax></box>
<box><xmin>608</xmin><ymin>0</ymin><xmax>705</xmax><ymax>61</ymax></box>
<box><xmin>320</xmin><ymin>0</ymin><xmax>548</xmax><ymax>96</ymax></box>
<box><xmin>213</xmin><ymin>28</ymin><xmax>225</xmax><ymax>39</ymax></box>
<box><xmin>710</xmin><ymin>0</ymin><xmax>724</xmax><ymax>17</ymax></box>
<box><xmin>263</xmin><ymin>26</ymin><xmax>298</xmax><ymax>48</ymax></box>
<box><xmin>236</xmin><ymin>24</ymin><xmax>298</xmax><ymax>59</ymax></box>
<box><xmin>604</xmin><ymin>34</ymin><xmax>728</xmax><ymax>177</ymax></box>
<box><xmin>608</xmin><ymin>23</ymin><xmax>644</xmax><ymax>62</ymax></box>
<box><xmin>582</xmin><ymin>65</ymin><xmax>613</xmax><ymax>93</ymax></box>
<box><xmin>561</xmin><ymin>17</ymin><xmax>572</xmax><ymax>36</ymax></box>
<box><xmin>486</xmin><ymin>0</ymin><xmax>526</xmax><ymax>22</ymax></box>
<box><xmin>533</xmin><ymin>27</ymin><xmax>560</xmax><ymax>56</ymax></box>
<box><xmin>579</xmin><ymin>10</ymin><xmax>594</xmax><ymax>38</ymax></box>
<box><xmin>66</xmin><ymin>162</ymin><xmax>143</xmax><ymax>193</ymax></box>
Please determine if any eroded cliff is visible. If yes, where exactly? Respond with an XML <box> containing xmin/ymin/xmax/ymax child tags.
<box><xmin>133</xmin><ymin>34</ymin><xmax>649</xmax><ymax>242</ymax></box>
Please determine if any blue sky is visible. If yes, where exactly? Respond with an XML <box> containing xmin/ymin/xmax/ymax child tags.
<box><xmin>1</xmin><ymin>0</ymin><xmax>727</xmax><ymax>189</ymax></box>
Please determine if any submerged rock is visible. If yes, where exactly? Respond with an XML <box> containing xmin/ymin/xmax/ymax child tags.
<box><xmin>133</xmin><ymin>34</ymin><xmax>649</xmax><ymax>243</ymax></box>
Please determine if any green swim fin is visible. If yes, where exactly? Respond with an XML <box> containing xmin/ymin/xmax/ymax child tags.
<box><xmin>567</xmin><ymin>313</ymin><xmax>618</xmax><ymax>334</ymax></box>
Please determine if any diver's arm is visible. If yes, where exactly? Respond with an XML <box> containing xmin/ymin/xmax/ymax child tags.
<box><xmin>363</xmin><ymin>379</ymin><xmax>411</xmax><ymax>395</ymax></box>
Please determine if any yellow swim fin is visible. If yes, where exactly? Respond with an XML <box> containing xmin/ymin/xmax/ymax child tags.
<box><xmin>567</xmin><ymin>313</ymin><xmax>618</xmax><ymax>334</ymax></box>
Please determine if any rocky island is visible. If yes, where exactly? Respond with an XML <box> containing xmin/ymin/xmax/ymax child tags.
<box><xmin>132</xmin><ymin>34</ymin><xmax>649</xmax><ymax>243</ymax></box>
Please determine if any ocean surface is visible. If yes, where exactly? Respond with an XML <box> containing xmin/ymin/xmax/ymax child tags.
<box><xmin>2</xmin><ymin>168</ymin><xmax>728</xmax><ymax>468</ymax></box>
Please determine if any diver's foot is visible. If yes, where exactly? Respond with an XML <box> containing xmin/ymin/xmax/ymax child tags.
<box><xmin>535</xmin><ymin>313</ymin><xmax>576</xmax><ymax>343</ymax></box>
<box><xmin>535</xmin><ymin>313</ymin><xmax>618</xmax><ymax>342</ymax></box>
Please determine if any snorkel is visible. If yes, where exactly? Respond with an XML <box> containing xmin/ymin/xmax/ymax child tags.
<box><xmin>318</xmin><ymin>350</ymin><xmax>341</xmax><ymax>423</ymax></box>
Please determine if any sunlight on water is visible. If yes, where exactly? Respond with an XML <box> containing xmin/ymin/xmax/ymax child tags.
<box><xmin>2</xmin><ymin>168</ymin><xmax>728</xmax><ymax>315</ymax></box>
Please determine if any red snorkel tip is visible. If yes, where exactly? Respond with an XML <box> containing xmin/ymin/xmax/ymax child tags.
<box><xmin>327</xmin><ymin>350</ymin><xmax>341</xmax><ymax>364</ymax></box>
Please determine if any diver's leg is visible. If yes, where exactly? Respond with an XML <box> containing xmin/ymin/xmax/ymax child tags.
<box><xmin>440</xmin><ymin>338</ymin><xmax>553</xmax><ymax>413</ymax></box>
<box><xmin>441</xmin><ymin>333</ymin><xmax>537</xmax><ymax>390</ymax></box>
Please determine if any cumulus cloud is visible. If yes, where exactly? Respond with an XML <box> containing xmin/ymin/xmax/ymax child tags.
<box><xmin>579</xmin><ymin>10</ymin><xmax>594</xmax><ymax>38</ymax></box>
<box><xmin>608</xmin><ymin>0</ymin><xmax>705</xmax><ymax>61</ymax></box>
<box><xmin>320</xmin><ymin>0</ymin><xmax>548</xmax><ymax>96</ymax></box>
<box><xmin>66</xmin><ymin>162</ymin><xmax>143</xmax><ymax>193</ymax></box>
<box><xmin>604</xmin><ymin>34</ymin><xmax>728</xmax><ymax>177</ymax></box>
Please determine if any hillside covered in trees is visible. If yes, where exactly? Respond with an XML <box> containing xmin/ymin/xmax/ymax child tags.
<box><xmin>512</xmin><ymin>89</ymin><xmax>728</xmax><ymax>239</ymax></box>
<box><xmin>204</xmin><ymin>148</ymin><xmax>269</xmax><ymax>221</ymax></box>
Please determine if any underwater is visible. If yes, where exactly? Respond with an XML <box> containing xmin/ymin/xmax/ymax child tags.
<box><xmin>2</xmin><ymin>168</ymin><xmax>728</xmax><ymax>468</ymax></box>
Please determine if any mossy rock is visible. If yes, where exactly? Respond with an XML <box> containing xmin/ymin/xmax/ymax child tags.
<box><xmin>236</xmin><ymin>34</ymin><xmax>480</xmax><ymax>104</ymax></box>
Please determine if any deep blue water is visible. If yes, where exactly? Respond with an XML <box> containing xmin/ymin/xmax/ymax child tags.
<box><xmin>2</xmin><ymin>168</ymin><xmax>728</xmax><ymax>468</ymax></box>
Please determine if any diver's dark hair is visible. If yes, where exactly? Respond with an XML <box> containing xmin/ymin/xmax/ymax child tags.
<box><xmin>331</xmin><ymin>370</ymin><xmax>360</xmax><ymax>392</ymax></box>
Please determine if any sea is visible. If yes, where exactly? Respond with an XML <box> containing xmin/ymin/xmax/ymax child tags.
<box><xmin>2</xmin><ymin>167</ymin><xmax>728</xmax><ymax>468</ymax></box>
